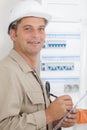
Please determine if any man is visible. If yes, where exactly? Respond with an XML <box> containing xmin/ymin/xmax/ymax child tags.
<box><xmin>0</xmin><ymin>0</ymin><xmax>77</xmax><ymax>130</ymax></box>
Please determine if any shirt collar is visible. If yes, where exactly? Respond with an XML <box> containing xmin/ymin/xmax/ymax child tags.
<box><xmin>9</xmin><ymin>49</ymin><xmax>33</xmax><ymax>73</ymax></box>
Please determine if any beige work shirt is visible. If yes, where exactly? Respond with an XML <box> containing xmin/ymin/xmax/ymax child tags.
<box><xmin>0</xmin><ymin>49</ymin><xmax>52</xmax><ymax>130</ymax></box>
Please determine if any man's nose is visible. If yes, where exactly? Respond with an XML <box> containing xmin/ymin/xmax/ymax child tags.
<box><xmin>32</xmin><ymin>30</ymin><xmax>40</xmax><ymax>37</ymax></box>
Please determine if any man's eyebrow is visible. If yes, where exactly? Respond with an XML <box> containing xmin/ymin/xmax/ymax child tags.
<box><xmin>23</xmin><ymin>25</ymin><xmax>46</xmax><ymax>28</ymax></box>
<box><xmin>23</xmin><ymin>25</ymin><xmax>32</xmax><ymax>27</ymax></box>
<box><xmin>38</xmin><ymin>25</ymin><xmax>46</xmax><ymax>28</ymax></box>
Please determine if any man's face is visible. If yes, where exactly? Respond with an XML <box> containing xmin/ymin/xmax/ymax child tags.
<box><xmin>10</xmin><ymin>17</ymin><xmax>46</xmax><ymax>57</ymax></box>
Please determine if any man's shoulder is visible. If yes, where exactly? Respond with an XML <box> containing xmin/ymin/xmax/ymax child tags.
<box><xmin>0</xmin><ymin>55</ymin><xmax>12</xmax><ymax>67</ymax></box>
<box><xmin>0</xmin><ymin>55</ymin><xmax>18</xmax><ymax>72</ymax></box>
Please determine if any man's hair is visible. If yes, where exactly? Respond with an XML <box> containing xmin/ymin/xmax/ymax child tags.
<box><xmin>8</xmin><ymin>19</ymin><xmax>21</xmax><ymax>34</ymax></box>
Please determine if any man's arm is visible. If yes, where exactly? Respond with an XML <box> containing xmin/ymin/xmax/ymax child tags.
<box><xmin>0</xmin><ymin>67</ymin><xmax>47</xmax><ymax>130</ymax></box>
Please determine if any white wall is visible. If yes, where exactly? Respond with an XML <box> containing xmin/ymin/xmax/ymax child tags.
<box><xmin>74</xmin><ymin>1</ymin><xmax>87</xmax><ymax>129</ymax></box>
<box><xmin>0</xmin><ymin>0</ymin><xmax>87</xmax><ymax>130</ymax></box>
<box><xmin>0</xmin><ymin>0</ymin><xmax>20</xmax><ymax>60</ymax></box>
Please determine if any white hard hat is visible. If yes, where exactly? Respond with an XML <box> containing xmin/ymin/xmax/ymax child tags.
<box><xmin>8</xmin><ymin>0</ymin><xmax>52</xmax><ymax>31</ymax></box>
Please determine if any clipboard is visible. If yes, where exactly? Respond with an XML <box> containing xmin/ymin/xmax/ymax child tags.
<box><xmin>53</xmin><ymin>91</ymin><xmax>87</xmax><ymax>130</ymax></box>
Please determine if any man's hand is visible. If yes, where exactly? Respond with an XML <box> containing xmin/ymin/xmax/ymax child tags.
<box><xmin>45</xmin><ymin>95</ymin><xmax>73</xmax><ymax>124</ymax></box>
<box><xmin>61</xmin><ymin>108</ymin><xmax>77</xmax><ymax>127</ymax></box>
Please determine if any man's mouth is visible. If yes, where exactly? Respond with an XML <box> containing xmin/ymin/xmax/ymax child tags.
<box><xmin>27</xmin><ymin>41</ymin><xmax>40</xmax><ymax>44</ymax></box>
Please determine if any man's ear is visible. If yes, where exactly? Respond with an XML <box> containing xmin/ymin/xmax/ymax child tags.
<box><xmin>9</xmin><ymin>29</ymin><xmax>17</xmax><ymax>41</ymax></box>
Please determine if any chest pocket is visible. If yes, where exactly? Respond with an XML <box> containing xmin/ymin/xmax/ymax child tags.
<box><xmin>22</xmin><ymin>90</ymin><xmax>45</xmax><ymax>114</ymax></box>
<box><xmin>27</xmin><ymin>90</ymin><xmax>45</xmax><ymax>105</ymax></box>
<box><xmin>20</xmin><ymin>72</ymin><xmax>46</xmax><ymax>113</ymax></box>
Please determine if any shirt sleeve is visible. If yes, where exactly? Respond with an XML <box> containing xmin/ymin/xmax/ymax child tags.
<box><xmin>77</xmin><ymin>109</ymin><xmax>87</xmax><ymax>123</ymax></box>
<box><xmin>0</xmin><ymin>67</ymin><xmax>47</xmax><ymax>130</ymax></box>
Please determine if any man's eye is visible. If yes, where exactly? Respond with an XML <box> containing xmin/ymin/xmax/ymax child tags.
<box><xmin>39</xmin><ymin>28</ymin><xmax>45</xmax><ymax>31</ymax></box>
<box><xmin>24</xmin><ymin>27</ymin><xmax>31</xmax><ymax>31</ymax></box>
